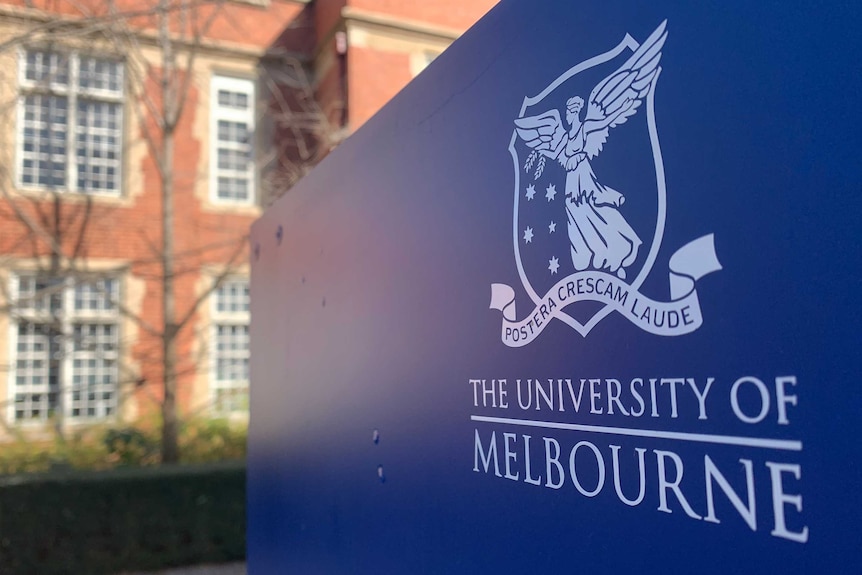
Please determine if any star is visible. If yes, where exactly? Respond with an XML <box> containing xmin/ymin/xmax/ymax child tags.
<box><xmin>545</xmin><ymin>183</ymin><xmax>557</xmax><ymax>202</ymax></box>
<box><xmin>549</xmin><ymin>256</ymin><xmax>560</xmax><ymax>275</ymax></box>
<box><xmin>548</xmin><ymin>221</ymin><xmax>556</xmax><ymax>233</ymax></box>
<box><xmin>525</xmin><ymin>184</ymin><xmax>536</xmax><ymax>200</ymax></box>
<box><xmin>523</xmin><ymin>226</ymin><xmax>534</xmax><ymax>243</ymax></box>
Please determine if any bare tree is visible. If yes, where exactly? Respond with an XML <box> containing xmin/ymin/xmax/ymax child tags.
<box><xmin>0</xmin><ymin>0</ymin><xmax>338</xmax><ymax>461</ymax></box>
<box><xmin>259</xmin><ymin>48</ymin><xmax>346</xmax><ymax>206</ymax></box>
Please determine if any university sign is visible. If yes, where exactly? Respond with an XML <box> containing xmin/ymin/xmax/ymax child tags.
<box><xmin>249</xmin><ymin>2</ymin><xmax>861</xmax><ymax>573</ymax></box>
<box><xmin>469</xmin><ymin>374</ymin><xmax>807</xmax><ymax>543</ymax></box>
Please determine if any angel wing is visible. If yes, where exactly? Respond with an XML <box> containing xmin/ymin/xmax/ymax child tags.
<box><xmin>513</xmin><ymin>109</ymin><xmax>566</xmax><ymax>160</ymax></box>
<box><xmin>583</xmin><ymin>20</ymin><xmax>668</xmax><ymax>159</ymax></box>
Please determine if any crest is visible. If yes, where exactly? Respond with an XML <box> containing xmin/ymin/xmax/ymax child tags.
<box><xmin>491</xmin><ymin>22</ymin><xmax>722</xmax><ymax>346</ymax></box>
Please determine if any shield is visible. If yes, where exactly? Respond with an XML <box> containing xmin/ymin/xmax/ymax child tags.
<box><xmin>508</xmin><ymin>32</ymin><xmax>667</xmax><ymax>337</ymax></box>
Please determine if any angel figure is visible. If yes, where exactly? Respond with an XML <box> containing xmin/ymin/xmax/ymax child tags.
<box><xmin>514</xmin><ymin>22</ymin><xmax>667</xmax><ymax>279</ymax></box>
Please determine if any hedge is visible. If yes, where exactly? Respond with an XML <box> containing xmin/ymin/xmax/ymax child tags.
<box><xmin>0</xmin><ymin>418</ymin><xmax>248</xmax><ymax>475</ymax></box>
<box><xmin>0</xmin><ymin>462</ymin><xmax>245</xmax><ymax>575</ymax></box>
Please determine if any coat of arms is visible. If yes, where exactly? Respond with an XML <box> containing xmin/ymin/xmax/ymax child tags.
<box><xmin>491</xmin><ymin>22</ymin><xmax>722</xmax><ymax>346</ymax></box>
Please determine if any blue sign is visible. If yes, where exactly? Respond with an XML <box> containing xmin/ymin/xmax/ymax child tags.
<box><xmin>249</xmin><ymin>1</ymin><xmax>861</xmax><ymax>573</ymax></box>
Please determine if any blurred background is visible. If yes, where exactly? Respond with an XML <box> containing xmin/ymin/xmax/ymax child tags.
<box><xmin>0</xmin><ymin>0</ymin><xmax>496</xmax><ymax>573</ymax></box>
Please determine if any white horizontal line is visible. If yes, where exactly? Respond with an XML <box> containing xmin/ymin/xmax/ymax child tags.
<box><xmin>470</xmin><ymin>415</ymin><xmax>803</xmax><ymax>451</ymax></box>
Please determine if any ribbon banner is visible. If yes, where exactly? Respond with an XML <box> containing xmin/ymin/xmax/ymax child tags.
<box><xmin>491</xmin><ymin>235</ymin><xmax>722</xmax><ymax>347</ymax></box>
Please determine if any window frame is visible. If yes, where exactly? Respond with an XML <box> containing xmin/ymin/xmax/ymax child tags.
<box><xmin>209</xmin><ymin>74</ymin><xmax>256</xmax><ymax>206</ymax></box>
<box><xmin>209</xmin><ymin>277</ymin><xmax>250</xmax><ymax>414</ymax></box>
<box><xmin>15</xmin><ymin>48</ymin><xmax>125</xmax><ymax>196</ymax></box>
<box><xmin>6</xmin><ymin>274</ymin><xmax>122</xmax><ymax>425</ymax></box>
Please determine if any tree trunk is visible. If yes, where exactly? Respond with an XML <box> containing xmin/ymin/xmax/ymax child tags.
<box><xmin>160</xmin><ymin>125</ymin><xmax>180</xmax><ymax>462</ymax></box>
<box><xmin>160</xmin><ymin>131</ymin><xmax>180</xmax><ymax>462</ymax></box>
<box><xmin>51</xmin><ymin>194</ymin><xmax>65</xmax><ymax>442</ymax></box>
<box><xmin>159</xmin><ymin>0</ymin><xmax>179</xmax><ymax>463</ymax></box>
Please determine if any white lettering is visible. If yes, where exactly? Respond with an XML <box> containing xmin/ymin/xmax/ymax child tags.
<box><xmin>731</xmin><ymin>376</ymin><xmax>770</xmax><ymax>424</ymax></box>
<box><xmin>569</xmin><ymin>441</ymin><xmax>605</xmax><ymax>497</ymax></box>
<box><xmin>610</xmin><ymin>445</ymin><xmax>646</xmax><ymax>506</ymax></box>
<box><xmin>589</xmin><ymin>379</ymin><xmax>603</xmax><ymax>414</ymax></box>
<box><xmin>473</xmin><ymin>429</ymin><xmax>501</xmax><ymax>477</ymax></box>
<box><xmin>649</xmin><ymin>378</ymin><xmax>659</xmax><ymax>417</ymax></box>
<box><xmin>661</xmin><ymin>378</ymin><xmax>684</xmax><ymax>418</ymax></box>
<box><xmin>516</xmin><ymin>379</ymin><xmax>532</xmax><ymax>410</ymax></box>
<box><xmin>655</xmin><ymin>449</ymin><xmax>702</xmax><ymax>519</ymax></box>
<box><xmin>704</xmin><ymin>456</ymin><xmax>756</xmax><ymax>531</ymax></box>
<box><xmin>606</xmin><ymin>379</ymin><xmax>630</xmax><ymax>416</ymax></box>
<box><xmin>523</xmin><ymin>434</ymin><xmax>542</xmax><ymax>485</ymax></box>
<box><xmin>775</xmin><ymin>376</ymin><xmax>798</xmax><ymax>425</ymax></box>
<box><xmin>544</xmin><ymin>437</ymin><xmax>564</xmax><ymax>489</ymax></box>
<box><xmin>503</xmin><ymin>432</ymin><xmax>519</xmax><ymax>480</ymax></box>
<box><xmin>568</xmin><ymin>380</ymin><xmax>586</xmax><ymax>412</ymax></box>
<box><xmin>766</xmin><ymin>462</ymin><xmax>808</xmax><ymax>543</ymax></box>
<box><xmin>630</xmin><ymin>378</ymin><xmax>645</xmax><ymax>417</ymax></box>
<box><xmin>687</xmin><ymin>377</ymin><xmax>714</xmax><ymax>420</ymax></box>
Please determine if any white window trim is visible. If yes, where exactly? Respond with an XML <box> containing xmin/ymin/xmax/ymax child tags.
<box><xmin>6</xmin><ymin>274</ymin><xmax>122</xmax><ymax>425</ymax></box>
<box><xmin>6</xmin><ymin>275</ymin><xmax>68</xmax><ymax>425</ymax></box>
<box><xmin>209</xmin><ymin>277</ymin><xmax>250</xmax><ymax>414</ymax></box>
<box><xmin>15</xmin><ymin>48</ymin><xmax>125</xmax><ymax>197</ymax></box>
<box><xmin>209</xmin><ymin>75</ymin><xmax>256</xmax><ymax>205</ymax></box>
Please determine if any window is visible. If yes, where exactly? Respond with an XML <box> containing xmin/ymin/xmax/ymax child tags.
<box><xmin>18</xmin><ymin>50</ymin><xmax>124</xmax><ymax>194</ymax></box>
<box><xmin>210</xmin><ymin>76</ymin><xmax>255</xmax><ymax>204</ymax></box>
<box><xmin>10</xmin><ymin>275</ymin><xmax>120</xmax><ymax>422</ymax></box>
<box><xmin>211</xmin><ymin>278</ymin><xmax>249</xmax><ymax>413</ymax></box>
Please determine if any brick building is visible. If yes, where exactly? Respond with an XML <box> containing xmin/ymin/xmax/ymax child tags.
<box><xmin>0</xmin><ymin>0</ymin><xmax>496</xmax><ymax>436</ymax></box>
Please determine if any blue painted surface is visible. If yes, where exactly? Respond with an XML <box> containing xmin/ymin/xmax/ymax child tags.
<box><xmin>249</xmin><ymin>1</ymin><xmax>861</xmax><ymax>573</ymax></box>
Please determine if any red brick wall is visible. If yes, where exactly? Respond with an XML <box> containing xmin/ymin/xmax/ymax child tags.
<box><xmin>347</xmin><ymin>46</ymin><xmax>412</xmax><ymax>128</ymax></box>
<box><xmin>314</xmin><ymin>0</ymin><xmax>348</xmax><ymax>43</ymax></box>
<box><xmin>316</xmin><ymin>56</ymin><xmax>348</xmax><ymax>127</ymax></box>
<box><xmin>342</xmin><ymin>1</ymin><xmax>497</xmax><ymax>129</ymax></box>
<box><xmin>347</xmin><ymin>0</ymin><xmax>498</xmax><ymax>31</ymax></box>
